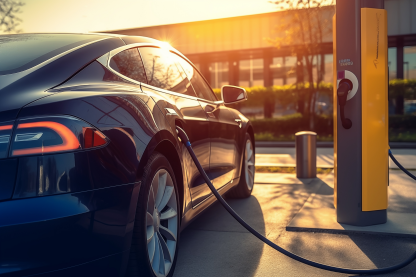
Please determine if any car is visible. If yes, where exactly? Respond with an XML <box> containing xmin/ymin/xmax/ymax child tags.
<box><xmin>405</xmin><ymin>100</ymin><xmax>416</xmax><ymax>115</ymax></box>
<box><xmin>0</xmin><ymin>33</ymin><xmax>255</xmax><ymax>276</ymax></box>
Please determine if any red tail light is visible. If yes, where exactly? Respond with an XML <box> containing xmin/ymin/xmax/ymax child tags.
<box><xmin>10</xmin><ymin>116</ymin><xmax>108</xmax><ymax>157</ymax></box>
<box><xmin>83</xmin><ymin>127</ymin><xmax>107</xmax><ymax>148</ymax></box>
<box><xmin>0</xmin><ymin>125</ymin><xmax>13</xmax><ymax>131</ymax></box>
<box><xmin>13</xmin><ymin>122</ymin><xmax>80</xmax><ymax>156</ymax></box>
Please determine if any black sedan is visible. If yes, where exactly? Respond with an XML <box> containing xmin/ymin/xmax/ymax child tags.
<box><xmin>0</xmin><ymin>33</ymin><xmax>255</xmax><ymax>276</ymax></box>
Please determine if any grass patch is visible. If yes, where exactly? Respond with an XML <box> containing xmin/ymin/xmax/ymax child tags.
<box><xmin>254</xmin><ymin>130</ymin><xmax>416</xmax><ymax>142</ymax></box>
<box><xmin>256</xmin><ymin>166</ymin><xmax>333</xmax><ymax>174</ymax></box>
<box><xmin>254</xmin><ymin>132</ymin><xmax>333</xmax><ymax>142</ymax></box>
<box><xmin>390</xmin><ymin>168</ymin><xmax>416</xmax><ymax>171</ymax></box>
<box><xmin>389</xmin><ymin>130</ymin><xmax>416</xmax><ymax>142</ymax></box>
<box><xmin>254</xmin><ymin>132</ymin><xmax>294</xmax><ymax>142</ymax></box>
<box><xmin>256</xmin><ymin>166</ymin><xmax>296</xmax><ymax>173</ymax></box>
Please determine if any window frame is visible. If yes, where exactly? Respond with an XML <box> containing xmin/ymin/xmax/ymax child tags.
<box><xmin>173</xmin><ymin>53</ymin><xmax>219</xmax><ymax>103</ymax></box>
<box><xmin>98</xmin><ymin>42</ymin><xmax>221</xmax><ymax>103</ymax></box>
<box><xmin>137</xmin><ymin>46</ymin><xmax>197</xmax><ymax>98</ymax></box>
<box><xmin>98</xmin><ymin>43</ymin><xmax>153</xmax><ymax>86</ymax></box>
<box><xmin>106</xmin><ymin>47</ymin><xmax>148</xmax><ymax>84</ymax></box>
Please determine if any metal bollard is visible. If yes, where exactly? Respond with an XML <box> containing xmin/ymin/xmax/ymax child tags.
<box><xmin>295</xmin><ymin>131</ymin><xmax>317</xmax><ymax>178</ymax></box>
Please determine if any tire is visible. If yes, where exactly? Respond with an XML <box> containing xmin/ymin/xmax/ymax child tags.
<box><xmin>228</xmin><ymin>133</ymin><xmax>255</xmax><ymax>199</ymax></box>
<box><xmin>127</xmin><ymin>152</ymin><xmax>180</xmax><ymax>277</ymax></box>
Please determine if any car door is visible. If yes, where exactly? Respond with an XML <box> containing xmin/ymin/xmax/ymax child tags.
<box><xmin>175</xmin><ymin>55</ymin><xmax>241</xmax><ymax>191</ymax></box>
<box><xmin>138</xmin><ymin>47</ymin><xmax>212</xmax><ymax>206</ymax></box>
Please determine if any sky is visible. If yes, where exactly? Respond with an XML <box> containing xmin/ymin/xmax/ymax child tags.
<box><xmin>19</xmin><ymin>0</ymin><xmax>278</xmax><ymax>34</ymax></box>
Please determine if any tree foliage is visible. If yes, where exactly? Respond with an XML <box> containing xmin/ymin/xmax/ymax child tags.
<box><xmin>268</xmin><ymin>0</ymin><xmax>334</xmax><ymax>125</ymax></box>
<box><xmin>0</xmin><ymin>0</ymin><xmax>24</xmax><ymax>33</ymax></box>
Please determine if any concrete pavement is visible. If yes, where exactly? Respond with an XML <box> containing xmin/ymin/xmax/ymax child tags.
<box><xmin>288</xmin><ymin>170</ymin><xmax>416</xmax><ymax>237</ymax></box>
<box><xmin>174</xmin><ymin>171</ymin><xmax>416</xmax><ymax>276</ymax></box>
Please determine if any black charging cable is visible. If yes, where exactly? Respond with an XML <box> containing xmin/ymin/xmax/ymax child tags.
<box><xmin>176</xmin><ymin>126</ymin><xmax>416</xmax><ymax>275</ymax></box>
<box><xmin>389</xmin><ymin>149</ymin><xmax>416</xmax><ymax>181</ymax></box>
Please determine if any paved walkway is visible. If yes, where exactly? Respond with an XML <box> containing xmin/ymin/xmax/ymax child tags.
<box><xmin>255</xmin><ymin>147</ymin><xmax>416</xmax><ymax>169</ymax></box>
<box><xmin>175</xmin><ymin>171</ymin><xmax>416</xmax><ymax>276</ymax></box>
<box><xmin>288</xmin><ymin>170</ymin><xmax>416</xmax><ymax>236</ymax></box>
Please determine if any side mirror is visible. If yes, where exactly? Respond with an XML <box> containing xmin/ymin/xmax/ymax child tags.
<box><xmin>221</xmin><ymin>85</ymin><xmax>247</xmax><ymax>104</ymax></box>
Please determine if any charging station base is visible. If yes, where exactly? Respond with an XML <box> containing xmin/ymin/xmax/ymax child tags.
<box><xmin>287</xmin><ymin>171</ymin><xmax>416</xmax><ymax>238</ymax></box>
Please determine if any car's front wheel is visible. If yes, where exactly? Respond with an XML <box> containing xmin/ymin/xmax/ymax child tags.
<box><xmin>127</xmin><ymin>152</ymin><xmax>179</xmax><ymax>277</ymax></box>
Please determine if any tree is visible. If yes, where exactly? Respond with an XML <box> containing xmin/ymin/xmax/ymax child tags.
<box><xmin>0</xmin><ymin>0</ymin><xmax>24</xmax><ymax>33</ymax></box>
<box><xmin>269</xmin><ymin>0</ymin><xmax>334</xmax><ymax>127</ymax></box>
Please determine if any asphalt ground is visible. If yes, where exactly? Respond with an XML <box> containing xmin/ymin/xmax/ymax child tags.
<box><xmin>174</xmin><ymin>172</ymin><xmax>416</xmax><ymax>276</ymax></box>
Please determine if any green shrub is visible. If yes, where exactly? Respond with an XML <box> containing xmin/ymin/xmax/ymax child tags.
<box><xmin>212</xmin><ymin>81</ymin><xmax>416</xmax><ymax>142</ymax></box>
<box><xmin>250</xmin><ymin>114</ymin><xmax>416</xmax><ymax>142</ymax></box>
<box><xmin>388</xmin><ymin>79</ymin><xmax>416</xmax><ymax>99</ymax></box>
<box><xmin>213</xmin><ymin>80</ymin><xmax>416</xmax><ymax>105</ymax></box>
<box><xmin>389</xmin><ymin>130</ymin><xmax>416</xmax><ymax>142</ymax></box>
<box><xmin>213</xmin><ymin>83</ymin><xmax>333</xmax><ymax>107</ymax></box>
<box><xmin>251</xmin><ymin>113</ymin><xmax>333</xmax><ymax>138</ymax></box>
<box><xmin>389</xmin><ymin>115</ymin><xmax>416</xmax><ymax>129</ymax></box>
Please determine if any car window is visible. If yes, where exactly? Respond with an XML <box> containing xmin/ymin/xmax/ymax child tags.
<box><xmin>0</xmin><ymin>33</ymin><xmax>106</xmax><ymax>75</ymax></box>
<box><xmin>175</xmin><ymin>55</ymin><xmax>217</xmax><ymax>102</ymax></box>
<box><xmin>138</xmin><ymin>47</ymin><xmax>196</xmax><ymax>97</ymax></box>
<box><xmin>109</xmin><ymin>48</ymin><xmax>147</xmax><ymax>83</ymax></box>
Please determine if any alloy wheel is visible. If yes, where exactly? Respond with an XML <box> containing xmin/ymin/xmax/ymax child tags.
<box><xmin>245</xmin><ymin>139</ymin><xmax>255</xmax><ymax>190</ymax></box>
<box><xmin>146</xmin><ymin>169</ymin><xmax>178</xmax><ymax>276</ymax></box>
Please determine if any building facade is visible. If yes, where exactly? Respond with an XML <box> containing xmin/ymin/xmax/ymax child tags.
<box><xmin>104</xmin><ymin>0</ymin><xmax>416</xmax><ymax>116</ymax></box>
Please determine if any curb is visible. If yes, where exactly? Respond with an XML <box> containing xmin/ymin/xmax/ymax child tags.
<box><xmin>255</xmin><ymin>141</ymin><xmax>416</xmax><ymax>149</ymax></box>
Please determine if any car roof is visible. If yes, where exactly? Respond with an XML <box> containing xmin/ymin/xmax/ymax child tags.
<box><xmin>0</xmin><ymin>33</ymin><xmax>167</xmax><ymax>75</ymax></box>
<box><xmin>0</xmin><ymin>32</ymin><xmax>198</xmax><ymax>88</ymax></box>
<box><xmin>0</xmin><ymin>32</ymin><xmax>161</xmax><ymax>43</ymax></box>
<box><xmin>88</xmin><ymin>33</ymin><xmax>161</xmax><ymax>44</ymax></box>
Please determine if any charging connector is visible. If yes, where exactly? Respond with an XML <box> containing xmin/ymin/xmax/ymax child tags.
<box><xmin>337</xmin><ymin>79</ymin><xmax>353</xmax><ymax>129</ymax></box>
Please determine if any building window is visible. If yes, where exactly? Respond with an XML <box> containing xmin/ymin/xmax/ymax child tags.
<box><xmin>209</xmin><ymin>62</ymin><xmax>228</xmax><ymax>89</ymax></box>
<box><xmin>239</xmin><ymin>58</ymin><xmax>263</xmax><ymax>87</ymax></box>
<box><xmin>270</xmin><ymin>57</ymin><xmax>284</xmax><ymax>85</ymax></box>
<box><xmin>388</xmin><ymin>47</ymin><xmax>397</xmax><ymax>80</ymax></box>
<box><xmin>285</xmin><ymin>57</ymin><xmax>297</xmax><ymax>85</ymax></box>
<box><xmin>404</xmin><ymin>46</ymin><xmax>416</xmax><ymax>80</ymax></box>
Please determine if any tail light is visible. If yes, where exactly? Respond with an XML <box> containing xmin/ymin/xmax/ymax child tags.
<box><xmin>10</xmin><ymin>116</ymin><xmax>108</xmax><ymax>157</ymax></box>
<box><xmin>83</xmin><ymin>127</ymin><xmax>107</xmax><ymax>148</ymax></box>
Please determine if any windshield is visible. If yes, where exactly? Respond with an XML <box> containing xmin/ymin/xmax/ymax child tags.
<box><xmin>0</xmin><ymin>34</ymin><xmax>108</xmax><ymax>75</ymax></box>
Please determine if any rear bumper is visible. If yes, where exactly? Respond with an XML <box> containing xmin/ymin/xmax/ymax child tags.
<box><xmin>33</xmin><ymin>251</ymin><xmax>129</xmax><ymax>277</ymax></box>
<box><xmin>0</xmin><ymin>182</ymin><xmax>140</xmax><ymax>276</ymax></box>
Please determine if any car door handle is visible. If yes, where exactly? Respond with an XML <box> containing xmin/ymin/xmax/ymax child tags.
<box><xmin>165</xmin><ymin>108</ymin><xmax>178</xmax><ymax>116</ymax></box>
<box><xmin>206</xmin><ymin>111</ymin><xmax>216</xmax><ymax>119</ymax></box>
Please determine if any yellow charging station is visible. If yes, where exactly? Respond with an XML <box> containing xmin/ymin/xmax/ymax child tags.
<box><xmin>334</xmin><ymin>0</ymin><xmax>389</xmax><ymax>226</ymax></box>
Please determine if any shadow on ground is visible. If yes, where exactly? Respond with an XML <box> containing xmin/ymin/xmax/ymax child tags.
<box><xmin>174</xmin><ymin>195</ymin><xmax>265</xmax><ymax>276</ymax></box>
<box><xmin>174</xmin><ymin>174</ymin><xmax>320</xmax><ymax>276</ymax></box>
<box><xmin>279</xmin><ymin>170</ymin><xmax>416</xmax><ymax>276</ymax></box>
